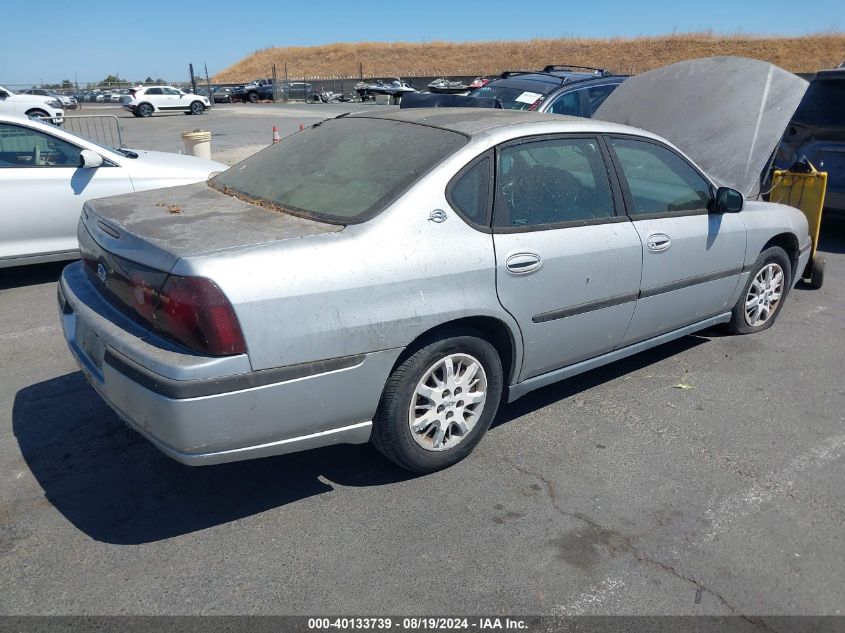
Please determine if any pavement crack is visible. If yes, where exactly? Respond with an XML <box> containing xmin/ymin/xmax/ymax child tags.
<box><xmin>504</xmin><ymin>456</ymin><xmax>778</xmax><ymax>628</ymax></box>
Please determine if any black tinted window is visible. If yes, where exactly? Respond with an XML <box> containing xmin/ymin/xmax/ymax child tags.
<box><xmin>212</xmin><ymin>118</ymin><xmax>467</xmax><ymax>224</ymax></box>
<box><xmin>792</xmin><ymin>80</ymin><xmax>845</xmax><ymax>126</ymax></box>
<box><xmin>610</xmin><ymin>137</ymin><xmax>711</xmax><ymax>215</ymax></box>
<box><xmin>586</xmin><ymin>84</ymin><xmax>617</xmax><ymax>114</ymax></box>
<box><xmin>548</xmin><ymin>91</ymin><xmax>582</xmax><ymax>116</ymax></box>
<box><xmin>495</xmin><ymin>137</ymin><xmax>615</xmax><ymax>227</ymax></box>
<box><xmin>448</xmin><ymin>157</ymin><xmax>491</xmax><ymax>225</ymax></box>
<box><xmin>146</xmin><ymin>88</ymin><xmax>162</xmax><ymax>95</ymax></box>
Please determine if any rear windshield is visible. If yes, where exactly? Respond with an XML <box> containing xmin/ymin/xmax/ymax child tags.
<box><xmin>793</xmin><ymin>79</ymin><xmax>845</xmax><ymax>126</ymax></box>
<box><xmin>470</xmin><ymin>79</ymin><xmax>557</xmax><ymax>110</ymax></box>
<box><xmin>210</xmin><ymin>117</ymin><xmax>467</xmax><ymax>224</ymax></box>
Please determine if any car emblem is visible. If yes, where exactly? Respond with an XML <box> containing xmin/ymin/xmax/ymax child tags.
<box><xmin>97</xmin><ymin>263</ymin><xmax>108</xmax><ymax>283</ymax></box>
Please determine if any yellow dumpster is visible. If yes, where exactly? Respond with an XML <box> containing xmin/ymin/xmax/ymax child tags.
<box><xmin>770</xmin><ymin>162</ymin><xmax>827</xmax><ymax>289</ymax></box>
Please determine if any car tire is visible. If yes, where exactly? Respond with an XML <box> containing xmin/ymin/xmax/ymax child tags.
<box><xmin>726</xmin><ymin>246</ymin><xmax>792</xmax><ymax>335</ymax></box>
<box><xmin>372</xmin><ymin>328</ymin><xmax>503</xmax><ymax>473</ymax></box>
<box><xmin>248</xmin><ymin>92</ymin><xmax>258</xmax><ymax>103</ymax></box>
<box><xmin>189</xmin><ymin>101</ymin><xmax>205</xmax><ymax>115</ymax></box>
<box><xmin>808</xmin><ymin>255</ymin><xmax>825</xmax><ymax>289</ymax></box>
<box><xmin>137</xmin><ymin>103</ymin><xmax>154</xmax><ymax>118</ymax></box>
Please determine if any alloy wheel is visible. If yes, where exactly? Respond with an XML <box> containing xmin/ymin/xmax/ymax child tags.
<box><xmin>408</xmin><ymin>353</ymin><xmax>487</xmax><ymax>451</ymax></box>
<box><xmin>744</xmin><ymin>262</ymin><xmax>784</xmax><ymax>327</ymax></box>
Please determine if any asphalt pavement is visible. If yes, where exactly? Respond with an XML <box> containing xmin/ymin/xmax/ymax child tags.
<box><xmin>0</xmin><ymin>104</ymin><xmax>843</xmax><ymax>619</ymax></box>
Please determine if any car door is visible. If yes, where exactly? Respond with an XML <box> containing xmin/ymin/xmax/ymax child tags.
<box><xmin>491</xmin><ymin>135</ymin><xmax>643</xmax><ymax>380</ymax></box>
<box><xmin>606</xmin><ymin>135</ymin><xmax>747</xmax><ymax>345</ymax></box>
<box><xmin>161</xmin><ymin>87</ymin><xmax>185</xmax><ymax>111</ymax></box>
<box><xmin>0</xmin><ymin>122</ymin><xmax>133</xmax><ymax>262</ymax></box>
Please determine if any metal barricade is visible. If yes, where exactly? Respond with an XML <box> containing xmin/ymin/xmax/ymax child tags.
<box><xmin>54</xmin><ymin>115</ymin><xmax>124</xmax><ymax>149</ymax></box>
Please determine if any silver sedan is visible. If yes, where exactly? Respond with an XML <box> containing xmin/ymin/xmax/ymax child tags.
<box><xmin>58</xmin><ymin>108</ymin><xmax>811</xmax><ymax>473</ymax></box>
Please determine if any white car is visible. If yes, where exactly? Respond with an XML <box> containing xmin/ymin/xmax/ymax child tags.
<box><xmin>0</xmin><ymin>85</ymin><xmax>64</xmax><ymax>123</ymax></box>
<box><xmin>123</xmin><ymin>85</ymin><xmax>211</xmax><ymax>118</ymax></box>
<box><xmin>0</xmin><ymin>114</ymin><xmax>226</xmax><ymax>267</ymax></box>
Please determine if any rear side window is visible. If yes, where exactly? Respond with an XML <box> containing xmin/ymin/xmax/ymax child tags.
<box><xmin>211</xmin><ymin>118</ymin><xmax>467</xmax><ymax>224</ymax></box>
<box><xmin>448</xmin><ymin>156</ymin><xmax>492</xmax><ymax>226</ymax></box>
<box><xmin>610</xmin><ymin>137</ymin><xmax>712</xmax><ymax>215</ymax></box>
<box><xmin>585</xmin><ymin>85</ymin><xmax>617</xmax><ymax>115</ymax></box>
<box><xmin>495</xmin><ymin>137</ymin><xmax>615</xmax><ymax>228</ymax></box>
<box><xmin>792</xmin><ymin>80</ymin><xmax>845</xmax><ymax>126</ymax></box>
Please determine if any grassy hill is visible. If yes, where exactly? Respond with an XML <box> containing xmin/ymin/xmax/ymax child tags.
<box><xmin>214</xmin><ymin>32</ymin><xmax>845</xmax><ymax>82</ymax></box>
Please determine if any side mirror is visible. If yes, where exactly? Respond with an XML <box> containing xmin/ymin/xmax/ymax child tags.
<box><xmin>0</xmin><ymin>90</ymin><xmax>8</xmax><ymax>99</ymax></box>
<box><xmin>79</xmin><ymin>149</ymin><xmax>104</xmax><ymax>169</ymax></box>
<box><xmin>711</xmin><ymin>186</ymin><xmax>744</xmax><ymax>213</ymax></box>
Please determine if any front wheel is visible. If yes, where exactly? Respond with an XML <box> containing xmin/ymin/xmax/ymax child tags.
<box><xmin>189</xmin><ymin>101</ymin><xmax>205</xmax><ymax>115</ymax></box>
<box><xmin>248</xmin><ymin>92</ymin><xmax>258</xmax><ymax>103</ymax></box>
<box><xmin>726</xmin><ymin>246</ymin><xmax>792</xmax><ymax>334</ymax></box>
<box><xmin>372</xmin><ymin>329</ymin><xmax>503</xmax><ymax>473</ymax></box>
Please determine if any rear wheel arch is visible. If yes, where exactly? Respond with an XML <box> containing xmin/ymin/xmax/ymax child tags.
<box><xmin>392</xmin><ymin>316</ymin><xmax>520</xmax><ymax>389</ymax></box>
<box><xmin>762</xmin><ymin>232</ymin><xmax>799</xmax><ymax>279</ymax></box>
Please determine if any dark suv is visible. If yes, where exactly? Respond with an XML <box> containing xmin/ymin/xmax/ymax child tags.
<box><xmin>469</xmin><ymin>65</ymin><xmax>626</xmax><ymax>117</ymax></box>
<box><xmin>776</xmin><ymin>68</ymin><xmax>845</xmax><ymax>213</ymax></box>
<box><xmin>234</xmin><ymin>79</ymin><xmax>316</xmax><ymax>103</ymax></box>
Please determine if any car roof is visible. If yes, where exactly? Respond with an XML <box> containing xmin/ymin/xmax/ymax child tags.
<box><xmin>814</xmin><ymin>68</ymin><xmax>845</xmax><ymax>81</ymax></box>
<box><xmin>347</xmin><ymin>107</ymin><xmax>657</xmax><ymax>139</ymax></box>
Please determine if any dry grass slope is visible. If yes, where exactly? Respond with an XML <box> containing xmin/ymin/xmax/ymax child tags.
<box><xmin>214</xmin><ymin>33</ymin><xmax>845</xmax><ymax>82</ymax></box>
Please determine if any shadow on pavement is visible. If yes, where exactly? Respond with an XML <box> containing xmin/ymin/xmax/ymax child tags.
<box><xmin>494</xmin><ymin>335</ymin><xmax>705</xmax><ymax>426</ymax></box>
<box><xmin>14</xmin><ymin>335</ymin><xmax>705</xmax><ymax>545</ymax></box>
<box><xmin>0</xmin><ymin>261</ymin><xmax>68</xmax><ymax>291</ymax></box>
<box><xmin>13</xmin><ymin>371</ymin><xmax>412</xmax><ymax>545</ymax></box>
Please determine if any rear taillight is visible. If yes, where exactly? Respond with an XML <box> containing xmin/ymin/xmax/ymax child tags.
<box><xmin>155</xmin><ymin>275</ymin><xmax>247</xmax><ymax>356</ymax></box>
<box><xmin>83</xmin><ymin>254</ymin><xmax>246</xmax><ymax>356</ymax></box>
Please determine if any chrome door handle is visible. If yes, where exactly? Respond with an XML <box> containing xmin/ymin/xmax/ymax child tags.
<box><xmin>647</xmin><ymin>233</ymin><xmax>671</xmax><ymax>252</ymax></box>
<box><xmin>506</xmin><ymin>253</ymin><xmax>542</xmax><ymax>274</ymax></box>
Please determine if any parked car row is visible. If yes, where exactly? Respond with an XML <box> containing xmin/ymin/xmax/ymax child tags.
<box><xmin>22</xmin><ymin>89</ymin><xmax>77</xmax><ymax>110</ymax></box>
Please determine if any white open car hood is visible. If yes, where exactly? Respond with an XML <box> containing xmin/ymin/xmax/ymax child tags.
<box><xmin>594</xmin><ymin>56</ymin><xmax>809</xmax><ymax>197</ymax></box>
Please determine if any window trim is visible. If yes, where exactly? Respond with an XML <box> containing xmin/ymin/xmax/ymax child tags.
<box><xmin>491</xmin><ymin>133</ymin><xmax>626</xmax><ymax>234</ymax></box>
<box><xmin>602</xmin><ymin>133</ymin><xmax>716</xmax><ymax>220</ymax></box>
<box><xmin>445</xmin><ymin>149</ymin><xmax>495</xmax><ymax>233</ymax></box>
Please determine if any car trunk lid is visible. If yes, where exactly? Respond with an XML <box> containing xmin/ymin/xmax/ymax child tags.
<box><xmin>82</xmin><ymin>181</ymin><xmax>344</xmax><ymax>272</ymax></box>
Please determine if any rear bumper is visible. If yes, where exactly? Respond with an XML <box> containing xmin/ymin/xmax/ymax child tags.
<box><xmin>58</xmin><ymin>263</ymin><xmax>401</xmax><ymax>465</ymax></box>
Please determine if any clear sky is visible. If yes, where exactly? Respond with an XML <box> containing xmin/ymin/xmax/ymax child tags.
<box><xmin>1</xmin><ymin>0</ymin><xmax>841</xmax><ymax>86</ymax></box>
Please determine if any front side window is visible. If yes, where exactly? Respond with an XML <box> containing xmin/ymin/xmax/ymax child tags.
<box><xmin>162</xmin><ymin>87</ymin><xmax>181</xmax><ymax>95</ymax></box>
<box><xmin>610</xmin><ymin>137</ymin><xmax>712</xmax><ymax>215</ymax></box>
<box><xmin>211</xmin><ymin>117</ymin><xmax>467</xmax><ymax>224</ymax></box>
<box><xmin>0</xmin><ymin>123</ymin><xmax>81</xmax><ymax>167</ymax></box>
<box><xmin>494</xmin><ymin>137</ymin><xmax>615</xmax><ymax>228</ymax></box>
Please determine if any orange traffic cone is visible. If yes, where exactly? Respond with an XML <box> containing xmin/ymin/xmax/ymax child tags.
<box><xmin>272</xmin><ymin>126</ymin><xmax>280</xmax><ymax>143</ymax></box>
